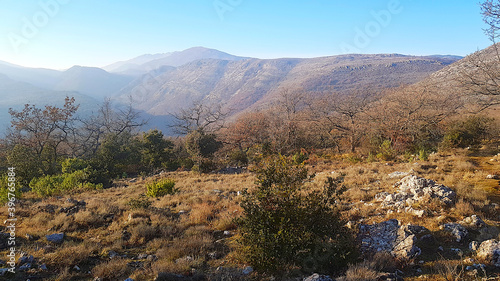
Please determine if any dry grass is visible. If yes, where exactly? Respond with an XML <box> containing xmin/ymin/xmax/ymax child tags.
<box><xmin>92</xmin><ymin>258</ymin><xmax>132</xmax><ymax>280</ymax></box>
<box><xmin>4</xmin><ymin>148</ymin><xmax>500</xmax><ymax>280</ymax></box>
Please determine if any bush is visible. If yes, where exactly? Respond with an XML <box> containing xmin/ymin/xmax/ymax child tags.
<box><xmin>29</xmin><ymin>171</ymin><xmax>102</xmax><ymax>197</ymax></box>
<box><xmin>146</xmin><ymin>179</ymin><xmax>177</xmax><ymax>197</ymax></box>
<box><xmin>0</xmin><ymin>174</ymin><xmax>22</xmax><ymax>204</ymax></box>
<box><xmin>376</xmin><ymin>140</ymin><xmax>396</xmax><ymax>161</ymax></box>
<box><xmin>235</xmin><ymin>155</ymin><xmax>356</xmax><ymax>273</ymax></box>
<box><xmin>127</xmin><ymin>195</ymin><xmax>152</xmax><ymax>209</ymax></box>
<box><xmin>441</xmin><ymin>116</ymin><xmax>493</xmax><ymax>149</ymax></box>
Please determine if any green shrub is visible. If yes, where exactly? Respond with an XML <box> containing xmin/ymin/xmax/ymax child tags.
<box><xmin>235</xmin><ymin>155</ymin><xmax>356</xmax><ymax>273</ymax></box>
<box><xmin>29</xmin><ymin>171</ymin><xmax>102</xmax><ymax>197</ymax></box>
<box><xmin>0</xmin><ymin>174</ymin><xmax>22</xmax><ymax>204</ymax></box>
<box><xmin>292</xmin><ymin>151</ymin><xmax>309</xmax><ymax>165</ymax></box>
<box><xmin>441</xmin><ymin>116</ymin><xmax>493</xmax><ymax>149</ymax></box>
<box><xmin>127</xmin><ymin>195</ymin><xmax>152</xmax><ymax>209</ymax></box>
<box><xmin>145</xmin><ymin>179</ymin><xmax>177</xmax><ymax>197</ymax></box>
<box><xmin>376</xmin><ymin>140</ymin><xmax>396</xmax><ymax>161</ymax></box>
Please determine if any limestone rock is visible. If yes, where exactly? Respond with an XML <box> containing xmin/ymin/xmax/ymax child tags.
<box><xmin>359</xmin><ymin>219</ymin><xmax>426</xmax><ymax>259</ymax></box>
<box><xmin>303</xmin><ymin>273</ymin><xmax>333</xmax><ymax>281</ymax></box>
<box><xmin>460</xmin><ymin>215</ymin><xmax>486</xmax><ymax>229</ymax></box>
<box><xmin>476</xmin><ymin>239</ymin><xmax>500</xmax><ymax>267</ymax></box>
<box><xmin>46</xmin><ymin>233</ymin><xmax>64</xmax><ymax>244</ymax></box>
<box><xmin>441</xmin><ymin>223</ymin><xmax>468</xmax><ymax>242</ymax></box>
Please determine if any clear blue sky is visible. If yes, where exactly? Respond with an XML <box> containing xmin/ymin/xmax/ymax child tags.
<box><xmin>0</xmin><ymin>0</ymin><xmax>492</xmax><ymax>69</ymax></box>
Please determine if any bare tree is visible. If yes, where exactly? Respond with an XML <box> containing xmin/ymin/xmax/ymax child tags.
<box><xmin>74</xmin><ymin>99</ymin><xmax>146</xmax><ymax>158</ymax></box>
<box><xmin>170</xmin><ymin>100</ymin><xmax>228</xmax><ymax>135</ymax></box>
<box><xmin>309</xmin><ymin>90</ymin><xmax>377</xmax><ymax>153</ymax></box>
<box><xmin>456</xmin><ymin>1</ymin><xmax>500</xmax><ymax>109</ymax></box>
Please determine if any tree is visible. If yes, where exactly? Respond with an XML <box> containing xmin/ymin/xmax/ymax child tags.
<box><xmin>235</xmin><ymin>156</ymin><xmax>356</xmax><ymax>273</ymax></box>
<box><xmin>371</xmin><ymin>84</ymin><xmax>461</xmax><ymax>152</ymax></box>
<box><xmin>140</xmin><ymin>129</ymin><xmax>174</xmax><ymax>173</ymax></box>
<box><xmin>170</xmin><ymin>100</ymin><xmax>227</xmax><ymax>135</ymax></box>
<box><xmin>309</xmin><ymin>90</ymin><xmax>377</xmax><ymax>153</ymax></box>
<box><xmin>75</xmin><ymin>99</ymin><xmax>146</xmax><ymax>158</ymax></box>
<box><xmin>6</xmin><ymin>97</ymin><xmax>79</xmax><ymax>178</ymax></box>
<box><xmin>455</xmin><ymin>1</ymin><xmax>500</xmax><ymax>109</ymax></box>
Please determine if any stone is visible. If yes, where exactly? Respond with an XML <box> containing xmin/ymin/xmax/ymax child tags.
<box><xmin>460</xmin><ymin>215</ymin><xmax>486</xmax><ymax>229</ymax></box>
<box><xmin>124</xmin><ymin>279</ymin><xmax>135</xmax><ymax>281</ymax></box>
<box><xmin>377</xmin><ymin>175</ymin><xmax>456</xmax><ymax>212</ymax></box>
<box><xmin>0</xmin><ymin>268</ymin><xmax>8</xmax><ymax>276</ymax></box>
<box><xmin>486</xmin><ymin>174</ymin><xmax>500</xmax><ymax>180</ymax></box>
<box><xmin>46</xmin><ymin>233</ymin><xmax>64</xmax><ymax>244</ymax></box>
<box><xmin>476</xmin><ymin>239</ymin><xmax>500</xmax><ymax>267</ymax></box>
<box><xmin>19</xmin><ymin>255</ymin><xmax>34</xmax><ymax>265</ymax></box>
<box><xmin>303</xmin><ymin>273</ymin><xmax>333</xmax><ymax>281</ymax></box>
<box><xmin>470</xmin><ymin>241</ymin><xmax>480</xmax><ymax>251</ymax></box>
<box><xmin>18</xmin><ymin>263</ymin><xmax>31</xmax><ymax>271</ymax></box>
<box><xmin>388</xmin><ymin>171</ymin><xmax>409</xmax><ymax>178</ymax></box>
<box><xmin>358</xmin><ymin>219</ymin><xmax>425</xmax><ymax>259</ymax></box>
<box><xmin>441</xmin><ymin>223</ymin><xmax>468</xmax><ymax>242</ymax></box>
<box><xmin>137</xmin><ymin>253</ymin><xmax>148</xmax><ymax>260</ymax></box>
<box><xmin>39</xmin><ymin>264</ymin><xmax>47</xmax><ymax>271</ymax></box>
<box><xmin>242</xmin><ymin>266</ymin><xmax>253</xmax><ymax>275</ymax></box>
<box><xmin>108</xmin><ymin>250</ymin><xmax>119</xmax><ymax>259</ymax></box>
<box><xmin>74</xmin><ymin>265</ymin><xmax>80</xmax><ymax>271</ymax></box>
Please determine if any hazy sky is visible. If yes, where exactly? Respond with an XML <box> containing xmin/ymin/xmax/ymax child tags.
<box><xmin>0</xmin><ymin>0</ymin><xmax>492</xmax><ymax>69</ymax></box>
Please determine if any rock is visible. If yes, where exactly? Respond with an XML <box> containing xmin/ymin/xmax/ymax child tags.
<box><xmin>388</xmin><ymin>171</ymin><xmax>409</xmax><ymax>178</ymax></box>
<box><xmin>460</xmin><ymin>215</ymin><xmax>486</xmax><ymax>229</ymax></box>
<box><xmin>18</xmin><ymin>263</ymin><xmax>31</xmax><ymax>271</ymax></box>
<box><xmin>477</xmin><ymin>239</ymin><xmax>500</xmax><ymax>267</ymax></box>
<box><xmin>441</xmin><ymin>223</ymin><xmax>468</xmax><ymax>242</ymax></box>
<box><xmin>470</xmin><ymin>241</ymin><xmax>480</xmax><ymax>251</ymax></box>
<box><xmin>223</xmin><ymin>231</ymin><xmax>232</xmax><ymax>236</ymax></box>
<box><xmin>19</xmin><ymin>255</ymin><xmax>34</xmax><ymax>265</ymax></box>
<box><xmin>124</xmin><ymin>279</ymin><xmax>135</xmax><ymax>281</ymax></box>
<box><xmin>108</xmin><ymin>250</ymin><xmax>119</xmax><ymax>259</ymax></box>
<box><xmin>46</xmin><ymin>233</ymin><xmax>64</xmax><ymax>244</ymax></box>
<box><xmin>39</xmin><ymin>264</ymin><xmax>47</xmax><ymax>271</ymax></box>
<box><xmin>377</xmin><ymin>175</ymin><xmax>456</xmax><ymax>212</ymax></box>
<box><xmin>129</xmin><ymin>178</ymin><xmax>137</xmax><ymax>183</ymax></box>
<box><xmin>0</xmin><ymin>268</ymin><xmax>8</xmax><ymax>276</ymax></box>
<box><xmin>25</xmin><ymin>234</ymin><xmax>34</xmax><ymax>241</ymax></box>
<box><xmin>175</xmin><ymin>256</ymin><xmax>193</xmax><ymax>264</ymax></box>
<box><xmin>303</xmin><ymin>273</ymin><xmax>333</xmax><ymax>281</ymax></box>
<box><xmin>242</xmin><ymin>266</ymin><xmax>253</xmax><ymax>275</ymax></box>
<box><xmin>147</xmin><ymin>254</ymin><xmax>157</xmax><ymax>261</ymax></box>
<box><xmin>358</xmin><ymin>219</ymin><xmax>425</xmax><ymax>259</ymax></box>
<box><xmin>137</xmin><ymin>253</ymin><xmax>148</xmax><ymax>260</ymax></box>
<box><xmin>74</xmin><ymin>265</ymin><xmax>80</xmax><ymax>271</ymax></box>
<box><xmin>486</xmin><ymin>174</ymin><xmax>500</xmax><ymax>179</ymax></box>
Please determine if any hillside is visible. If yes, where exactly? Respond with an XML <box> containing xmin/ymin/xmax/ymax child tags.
<box><xmin>104</xmin><ymin>47</ymin><xmax>250</xmax><ymax>76</ymax></box>
<box><xmin>115</xmin><ymin>54</ymin><xmax>461</xmax><ymax>117</ymax></box>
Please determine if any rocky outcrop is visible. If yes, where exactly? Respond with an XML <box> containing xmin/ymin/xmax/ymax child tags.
<box><xmin>359</xmin><ymin>219</ymin><xmax>428</xmax><ymax>259</ymax></box>
<box><xmin>376</xmin><ymin>176</ymin><xmax>456</xmax><ymax>213</ymax></box>
<box><xmin>460</xmin><ymin>215</ymin><xmax>486</xmax><ymax>229</ymax></box>
<box><xmin>441</xmin><ymin>223</ymin><xmax>468</xmax><ymax>242</ymax></box>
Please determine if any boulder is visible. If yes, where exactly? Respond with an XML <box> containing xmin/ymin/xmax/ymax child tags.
<box><xmin>46</xmin><ymin>233</ymin><xmax>64</xmax><ymax>244</ymax></box>
<box><xmin>303</xmin><ymin>273</ymin><xmax>333</xmax><ymax>281</ymax></box>
<box><xmin>359</xmin><ymin>219</ymin><xmax>426</xmax><ymax>259</ymax></box>
<box><xmin>460</xmin><ymin>215</ymin><xmax>486</xmax><ymax>229</ymax></box>
<box><xmin>441</xmin><ymin>223</ymin><xmax>468</xmax><ymax>242</ymax></box>
<box><xmin>388</xmin><ymin>171</ymin><xmax>409</xmax><ymax>178</ymax></box>
<box><xmin>476</xmin><ymin>239</ymin><xmax>500</xmax><ymax>267</ymax></box>
<box><xmin>377</xmin><ymin>175</ymin><xmax>456</xmax><ymax>213</ymax></box>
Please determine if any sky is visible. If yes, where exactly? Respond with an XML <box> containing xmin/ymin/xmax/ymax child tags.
<box><xmin>0</xmin><ymin>0</ymin><xmax>493</xmax><ymax>70</ymax></box>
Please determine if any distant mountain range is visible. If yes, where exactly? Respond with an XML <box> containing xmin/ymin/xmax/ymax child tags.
<box><xmin>0</xmin><ymin>47</ymin><xmax>465</xmax><ymax>135</ymax></box>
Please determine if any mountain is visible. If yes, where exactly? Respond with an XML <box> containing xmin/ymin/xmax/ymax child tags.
<box><xmin>0</xmin><ymin>74</ymin><xmax>99</xmax><ymax>134</ymax></box>
<box><xmin>103</xmin><ymin>47</ymin><xmax>249</xmax><ymax>76</ymax></box>
<box><xmin>0</xmin><ymin>60</ymin><xmax>61</xmax><ymax>89</ymax></box>
<box><xmin>53</xmin><ymin>66</ymin><xmax>134</xmax><ymax>99</ymax></box>
<box><xmin>102</xmin><ymin>53</ymin><xmax>174</xmax><ymax>74</ymax></box>
<box><xmin>115</xmin><ymin>54</ymin><xmax>462</xmax><ymax>118</ymax></box>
